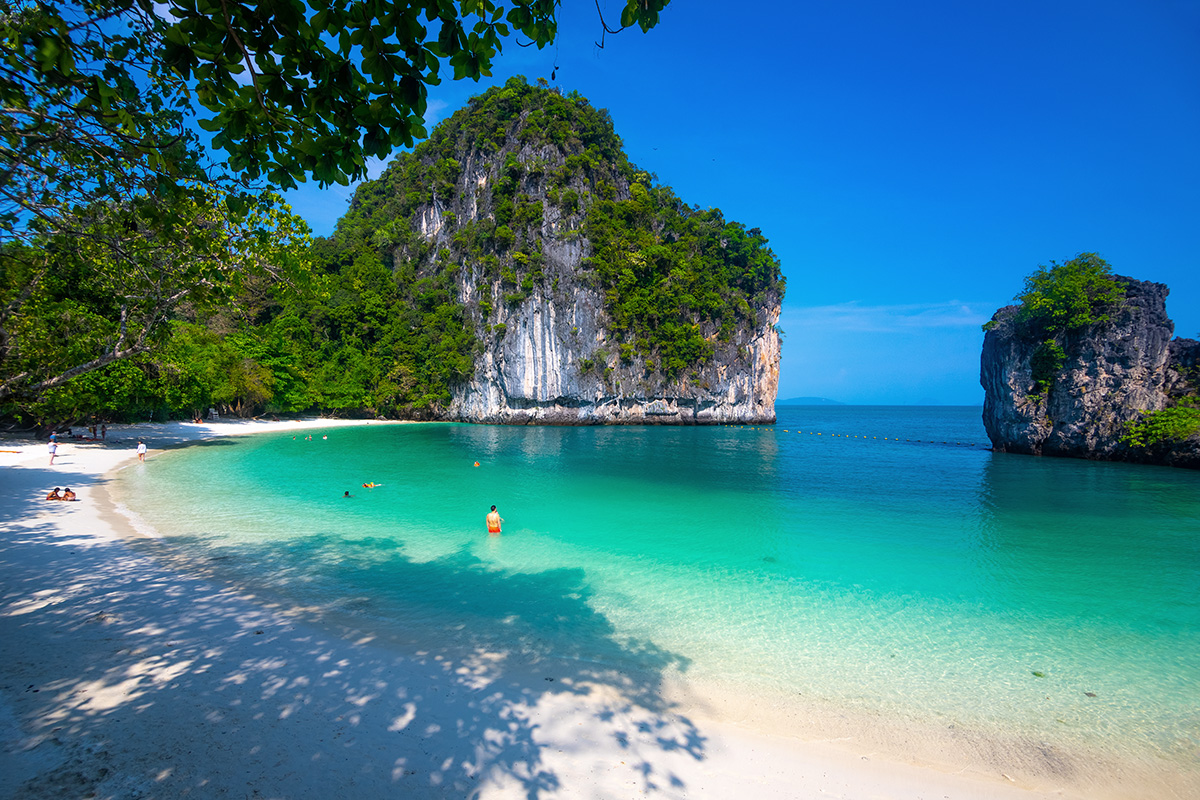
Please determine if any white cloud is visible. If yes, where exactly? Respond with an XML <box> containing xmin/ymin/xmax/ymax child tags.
<box><xmin>424</xmin><ymin>100</ymin><xmax>450</xmax><ymax>129</ymax></box>
<box><xmin>364</xmin><ymin>155</ymin><xmax>389</xmax><ymax>180</ymax></box>
<box><xmin>780</xmin><ymin>300</ymin><xmax>1000</xmax><ymax>335</ymax></box>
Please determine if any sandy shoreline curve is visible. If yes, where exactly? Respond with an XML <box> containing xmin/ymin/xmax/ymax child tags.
<box><xmin>0</xmin><ymin>418</ymin><xmax>1174</xmax><ymax>798</ymax></box>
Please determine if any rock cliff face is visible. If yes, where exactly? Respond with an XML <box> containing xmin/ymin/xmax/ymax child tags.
<box><xmin>430</xmin><ymin>168</ymin><xmax>780</xmax><ymax>425</ymax></box>
<box><xmin>980</xmin><ymin>277</ymin><xmax>1199</xmax><ymax>468</ymax></box>
<box><xmin>373</xmin><ymin>81</ymin><xmax>782</xmax><ymax>424</ymax></box>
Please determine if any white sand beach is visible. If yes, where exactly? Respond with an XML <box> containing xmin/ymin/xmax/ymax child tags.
<box><xmin>0</xmin><ymin>419</ymin><xmax>1162</xmax><ymax>799</ymax></box>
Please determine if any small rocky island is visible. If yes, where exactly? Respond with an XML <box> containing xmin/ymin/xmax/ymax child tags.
<box><xmin>980</xmin><ymin>256</ymin><xmax>1199</xmax><ymax>469</ymax></box>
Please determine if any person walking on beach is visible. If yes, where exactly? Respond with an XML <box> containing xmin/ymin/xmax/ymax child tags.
<box><xmin>48</xmin><ymin>440</ymin><xmax>57</xmax><ymax>465</ymax></box>
<box><xmin>136</xmin><ymin>440</ymin><xmax>147</xmax><ymax>462</ymax></box>
<box><xmin>101</xmin><ymin>423</ymin><xmax>107</xmax><ymax>441</ymax></box>
<box><xmin>486</xmin><ymin>505</ymin><xmax>503</xmax><ymax>536</ymax></box>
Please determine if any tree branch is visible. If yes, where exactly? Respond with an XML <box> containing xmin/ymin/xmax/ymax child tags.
<box><xmin>218</xmin><ymin>0</ymin><xmax>270</xmax><ymax>114</ymax></box>
<box><xmin>593</xmin><ymin>0</ymin><xmax>628</xmax><ymax>48</ymax></box>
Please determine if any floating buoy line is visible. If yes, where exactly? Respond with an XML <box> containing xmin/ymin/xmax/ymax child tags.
<box><xmin>723</xmin><ymin>425</ymin><xmax>984</xmax><ymax>448</ymax></box>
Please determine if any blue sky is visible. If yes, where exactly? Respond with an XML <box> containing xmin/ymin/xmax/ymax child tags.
<box><xmin>283</xmin><ymin>0</ymin><xmax>1200</xmax><ymax>405</ymax></box>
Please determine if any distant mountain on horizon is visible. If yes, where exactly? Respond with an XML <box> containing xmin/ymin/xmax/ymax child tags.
<box><xmin>776</xmin><ymin>396</ymin><xmax>845</xmax><ymax>406</ymax></box>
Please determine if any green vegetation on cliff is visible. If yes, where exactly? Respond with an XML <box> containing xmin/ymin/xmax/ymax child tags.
<box><xmin>312</xmin><ymin>76</ymin><xmax>782</xmax><ymax>388</ymax></box>
<box><xmin>1122</xmin><ymin>403</ymin><xmax>1200</xmax><ymax>448</ymax></box>
<box><xmin>1012</xmin><ymin>253</ymin><xmax>1126</xmax><ymax>338</ymax></box>
<box><xmin>585</xmin><ymin>184</ymin><xmax>782</xmax><ymax>376</ymax></box>
<box><xmin>988</xmin><ymin>253</ymin><xmax>1126</xmax><ymax>394</ymax></box>
<box><xmin>337</xmin><ymin>77</ymin><xmax>785</xmax><ymax>379</ymax></box>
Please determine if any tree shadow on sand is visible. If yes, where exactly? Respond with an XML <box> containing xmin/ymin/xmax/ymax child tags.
<box><xmin>0</xmin><ymin>474</ymin><xmax>708</xmax><ymax>799</ymax></box>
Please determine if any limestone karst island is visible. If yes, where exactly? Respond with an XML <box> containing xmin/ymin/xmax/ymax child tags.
<box><xmin>981</xmin><ymin>254</ymin><xmax>1200</xmax><ymax>470</ymax></box>
<box><xmin>332</xmin><ymin>80</ymin><xmax>784</xmax><ymax>424</ymax></box>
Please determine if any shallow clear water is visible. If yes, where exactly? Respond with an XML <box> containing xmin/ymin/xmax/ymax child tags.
<box><xmin>112</xmin><ymin>407</ymin><xmax>1200</xmax><ymax>762</ymax></box>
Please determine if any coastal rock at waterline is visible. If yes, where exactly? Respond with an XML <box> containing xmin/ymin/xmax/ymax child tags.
<box><xmin>980</xmin><ymin>276</ymin><xmax>1200</xmax><ymax>468</ymax></box>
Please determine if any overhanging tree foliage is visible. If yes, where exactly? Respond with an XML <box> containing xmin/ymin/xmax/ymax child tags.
<box><xmin>168</xmin><ymin>0</ymin><xmax>669</xmax><ymax>187</ymax></box>
<box><xmin>3</xmin><ymin>0</ymin><xmax>671</xmax><ymax>232</ymax></box>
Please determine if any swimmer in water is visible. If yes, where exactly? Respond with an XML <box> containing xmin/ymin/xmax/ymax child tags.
<box><xmin>486</xmin><ymin>505</ymin><xmax>503</xmax><ymax>536</ymax></box>
<box><xmin>343</xmin><ymin>491</ymin><xmax>352</xmax><ymax>498</ymax></box>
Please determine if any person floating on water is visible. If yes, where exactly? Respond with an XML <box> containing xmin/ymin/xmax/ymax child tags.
<box><xmin>362</xmin><ymin>482</ymin><xmax>381</xmax><ymax>488</ymax></box>
<box><xmin>486</xmin><ymin>505</ymin><xmax>503</xmax><ymax>536</ymax></box>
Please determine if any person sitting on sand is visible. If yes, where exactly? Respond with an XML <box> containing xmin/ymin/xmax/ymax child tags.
<box><xmin>62</xmin><ymin>487</ymin><xmax>76</xmax><ymax>501</ymax></box>
<box><xmin>487</xmin><ymin>505</ymin><xmax>503</xmax><ymax>536</ymax></box>
<box><xmin>45</xmin><ymin>487</ymin><xmax>63</xmax><ymax>500</ymax></box>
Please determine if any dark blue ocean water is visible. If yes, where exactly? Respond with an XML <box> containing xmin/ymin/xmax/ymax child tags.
<box><xmin>112</xmin><ymin>406</ymin><xmax>1200</xmax><ymax>763</ymax></box>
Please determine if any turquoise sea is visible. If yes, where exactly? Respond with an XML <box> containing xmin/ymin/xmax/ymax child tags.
<box><xmin>111</xmin><ymin>406</ymin><xmax>1200</xmax><ymax>773</ymax></box>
